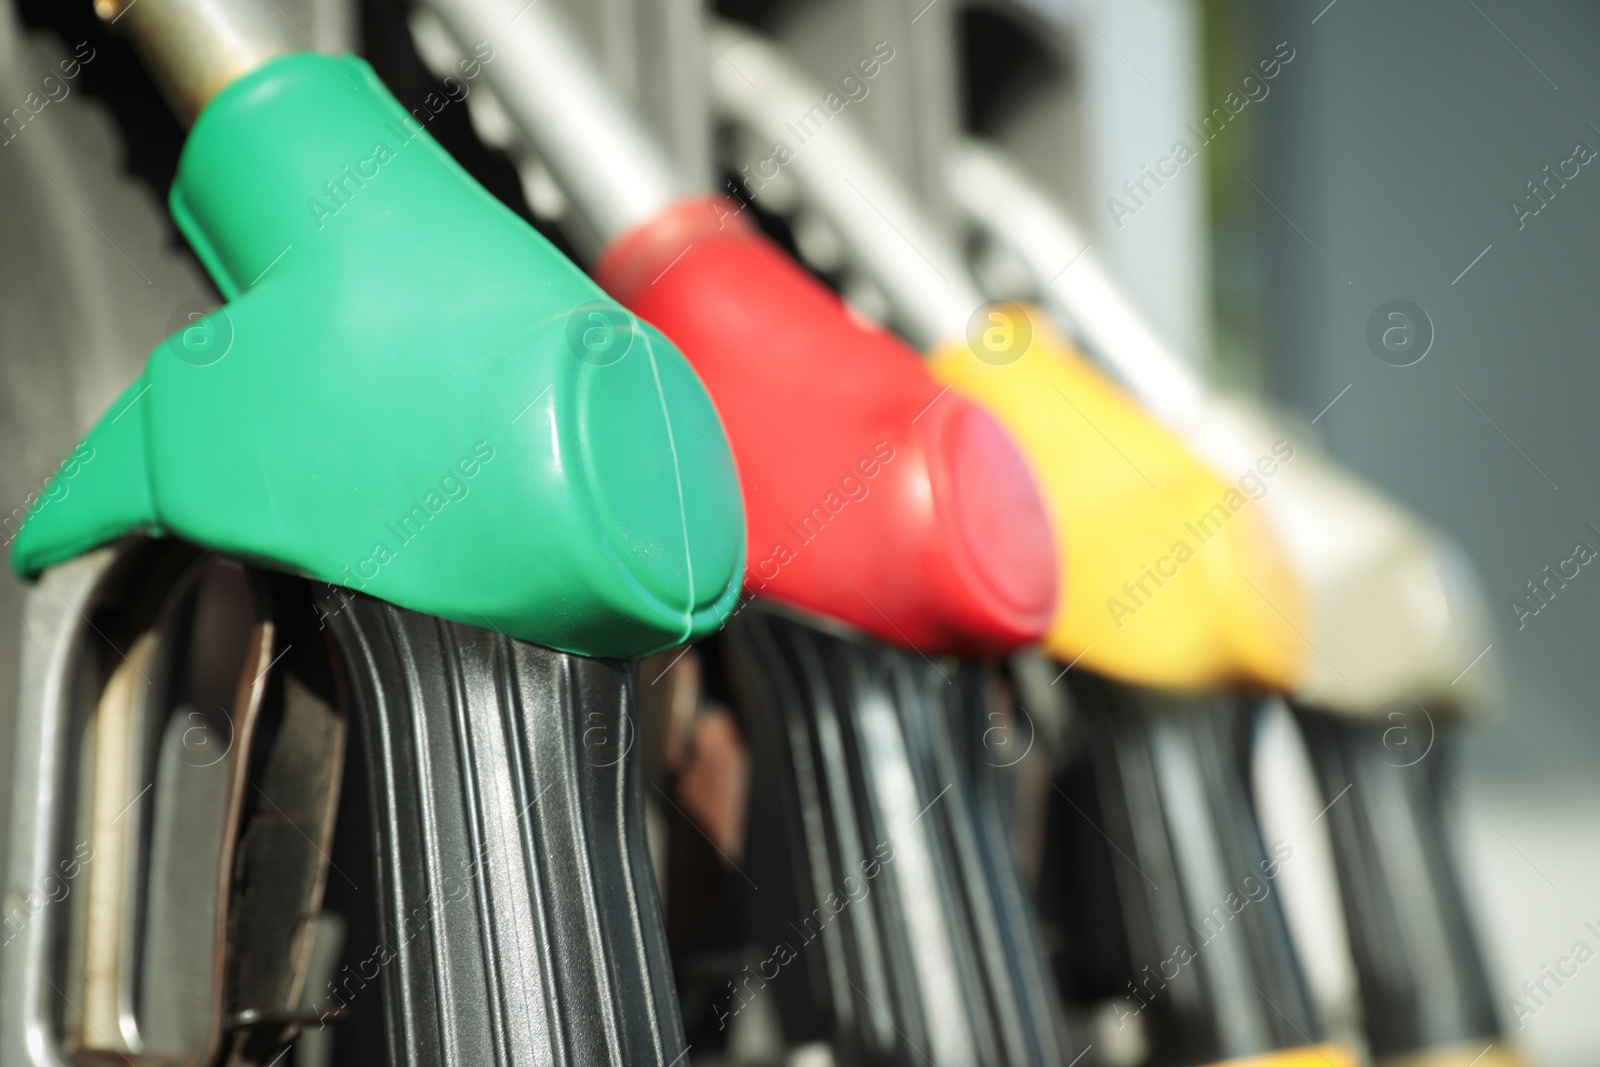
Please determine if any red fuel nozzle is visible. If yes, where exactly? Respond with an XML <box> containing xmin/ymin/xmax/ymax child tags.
<box><xmin>596</xmin><ymin>196</ymin><xmax>1057</xmax><ymax>657</ymax></box>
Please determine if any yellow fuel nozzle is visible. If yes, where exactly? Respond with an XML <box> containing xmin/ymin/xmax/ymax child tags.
<box><xmin>930</xmin><ymin>304</ymin><xmax>1307</xmax><ymax>692</ymax></box>
<box><xmin>1203</xmin><ymin>1045</ymin><xmax>1363</xmax><ymax>1067</ymax></box>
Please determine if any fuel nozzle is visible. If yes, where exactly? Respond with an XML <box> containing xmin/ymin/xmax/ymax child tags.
<box><xmin>16</xmin><ymin>11</ymin><xmax>747</xmax><ymax>657</ymax></box>
<box><xmin>430</xmin><ymin>0</ymin><xmax>1060</xmax><ymax>657</ymax></box>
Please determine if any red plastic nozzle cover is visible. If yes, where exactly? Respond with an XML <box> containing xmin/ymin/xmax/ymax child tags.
<box><xmin>595</xmin><ymin>196</ymin><xmax>1057</xmax><ymax>657</ymax></box>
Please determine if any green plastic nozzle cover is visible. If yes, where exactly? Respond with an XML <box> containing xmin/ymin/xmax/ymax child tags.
<box><xmin>10</xmin><ymin>53</ymin><xmax>745</xmax><ymax>658</ymax></box>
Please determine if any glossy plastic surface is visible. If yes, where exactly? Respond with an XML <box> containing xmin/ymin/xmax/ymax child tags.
<box><xmin>1186</xmin><ymin>398</ymin><xmax>1496</xmax><ymax>714</ymax></box>
<box><xmin>595</xmin><ymin>197</ymin><xmax>1057</xmax><ymax>657</ymax></box>
<box><xmin>929</xmin><ymin>307</ymin><xmax>1305</xmax><ymax>690</ymax></box>
<box><xmin>9</xmin><ymin>54</ymin><xmax>744</xmax><ymax>658</ymax></box>
<box><xmin>1206</xmin><ymin>1049</ymin><xmax>1361</xmax><ymax>1067</ymax></box>
<box><xmin>948</xmin><ymin>141</ymin><xmax>1497</xmax><ymax>714</ymax></box>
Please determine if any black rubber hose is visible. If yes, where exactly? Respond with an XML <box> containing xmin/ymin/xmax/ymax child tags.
<box><xmin>1047</xmin><ymin>676</ymin><xmax>1322</xmax><ymax>1066</ymax></box>
<box><xmin>309</xmin><ymin>584</ymin><xmax>687</xmax><ymax>1067</ymax></box>
<box><xmin>720</xmin><ymin>602</ymin><xmax>1084</xmax><ymax>1067</ymax></box>
<box><xmin>1294</xmin><ymin>706</ymin><xmax>1503</xmax><ymax>1060</ymax></box>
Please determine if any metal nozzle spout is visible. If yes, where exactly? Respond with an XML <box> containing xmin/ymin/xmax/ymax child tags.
<box><xmin>95</xmin><ymin>0</ymin><xmax>298</xmax><ymax>123</ymax></box>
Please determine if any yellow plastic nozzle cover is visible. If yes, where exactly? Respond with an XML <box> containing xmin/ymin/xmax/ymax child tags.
<box><xmin>1205</xmin><ymin>1046</ymin><xmax>1362</xmax><ymax>1067</ymax></box>
<box><xmin>1374</xmin><ymin>1044</ymin><xmax>1527</xmax><ymax>1067</ymax></box>
<box><xmin>928</xmin><ymin>305</ymin><xmax>1306</xmax><ymax>691</ymax></box>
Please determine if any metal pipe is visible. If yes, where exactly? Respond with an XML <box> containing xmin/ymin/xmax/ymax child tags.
<box><xmin>2</xmin><ymin>549</ymin><xmax>114</xmax><ymax>1067</ymax></box>
<box><xmin>95</xmin><ymin>0</ymin><xmax>297</xmax><ymax>123</ymax></box>
<box><xmin>423</xmin><ymin>0</ymin><xmax>685</xmax><ymax>246</ymax></box>
<box><xmin>707</xmin><ymin>19</ymin><xmax>980</xmax><ymax>350</ymax></box>
<box><xmin>949</xmin><ymin>139</ymin><xmax>1207</xmax><ymax>428</ymax></box>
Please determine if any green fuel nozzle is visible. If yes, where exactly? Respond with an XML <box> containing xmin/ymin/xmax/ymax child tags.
<box><xmin>12</xmin><ymin>47</ymin><xmax>745</xmax><ymax>658</ymax></box>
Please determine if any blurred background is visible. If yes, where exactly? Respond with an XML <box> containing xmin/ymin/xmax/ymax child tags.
<box><xmin>1</xmin><ymin>0</ymin><xmax>1597</xmax><ymax>1062</ymax></box>
<box><xmin>1266</xmin><ymin>4</ymin><xmax>1600</xmax><ymax>1061</ymax></box>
